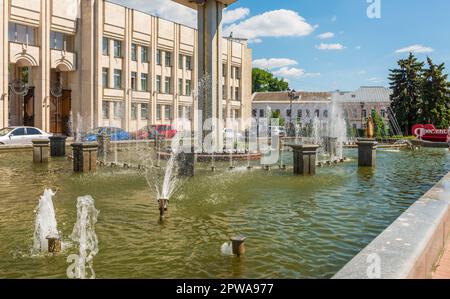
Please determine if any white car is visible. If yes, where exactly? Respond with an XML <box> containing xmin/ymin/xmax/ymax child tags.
<box><xmin>223</xmin><ymin>128</ymin><xmax>244</xmax><ymax>140</ymax></box>
<box><xmin>0</xmin><ymin>127</ymin><xmax>52</xmax><ymax>145</ymax></box>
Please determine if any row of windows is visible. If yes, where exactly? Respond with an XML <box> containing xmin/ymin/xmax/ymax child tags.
<box><xmin>222</xmin><ymin>85</ymin><xmax>241</xmax><ymax>101</ymax></box>
<box><xmin>253</xmin><ymin>108</ymin><xmax>387</xmax><ymax>119</ymax></box>
<box><xmin>102</xmin><ymin>101</ymin><xmax>150</xmax><ymax>120</ymax></box>
<box><xmin>222</xmin><ymin>65</ymin><xmax>241</xmax><ymax>80</ymax></box>
<box><xmin>8</xmin><ymin>23</ymin><xmax>75</xmax><ymax>52</ymax></box>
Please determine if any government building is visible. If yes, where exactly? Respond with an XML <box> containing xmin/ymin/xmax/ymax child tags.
<box><xmin>0</xmin><ymin>0</ymin><xmax>252</xmax><ymax>135</ymax></box>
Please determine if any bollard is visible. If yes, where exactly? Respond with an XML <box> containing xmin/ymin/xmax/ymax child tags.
<box><xmin>230</xmin><ymin>236</ymin><xmax>246</xmax><ymax>257</ymax></box>
<box><xmin>357</xmin><ymin>138</ymin><xmax>377</xmax><ymax>167</ymax></box>
<box><xmin>97</xmin><ymin>133</ymin><xmax>111</xmax><ymax>157</ymax></box>
<box><xmin>71</xmin><ymin>142</ymin><xmax>99</xmax><ymax>173</ymax></box>
<box><xmin>49</xmin><ymin>135</ymin><xmax>67</xmax><ymax>157</ymax></box>
<box><xmin>32</xmin><ymin>139</ymin><xmax>50</xmax><ymax>163</ymax></box>
<box><xmin>288</xmin><ymin>144</ymin><xmax>319</xmax><ymax>175</ymax></box>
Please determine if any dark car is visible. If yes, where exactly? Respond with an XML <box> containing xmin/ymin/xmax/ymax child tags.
<box><xmin>85</xmin><ymin>127</ymin><xmax>131</xmax><ymax>142</ymax></box>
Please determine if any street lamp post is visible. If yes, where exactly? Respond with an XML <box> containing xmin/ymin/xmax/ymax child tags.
<box><xmin>287</xmin><ymin>88</ymin><xmax>298</xmax><ymax>137</ymax></box>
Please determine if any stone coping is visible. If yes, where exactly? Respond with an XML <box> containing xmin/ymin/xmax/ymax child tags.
<box><xmin>333</xmin><ymin>171</ymin><xmax>450</xmax><ymax>279</ymax></box>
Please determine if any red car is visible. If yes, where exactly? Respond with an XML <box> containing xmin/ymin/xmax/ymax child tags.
<box><xmin>151</xmin><ymin>125</ymin><xmax>177</xmax><ymax>139</ymax></box>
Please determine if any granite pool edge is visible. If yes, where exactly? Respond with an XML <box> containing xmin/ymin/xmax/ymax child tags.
<box><xmin>333</xmin><ymin>171</ymin><xmax>450</xmax><ymax>279</ymax></box>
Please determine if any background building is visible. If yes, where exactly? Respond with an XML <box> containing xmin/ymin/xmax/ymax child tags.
<box><xmin>0</xmin><ymin>0</ymin><xmax>252</xmax><ymax>135</ymax></box>
<box><xmin>252</xmin><ymin>91</ymin><xmax>333</xmax><ymax>124</ymax></box>
<box><xmin>332</xmin><ymin>86</ymin><xmax>392</xmax><ymax>131</ymax></box>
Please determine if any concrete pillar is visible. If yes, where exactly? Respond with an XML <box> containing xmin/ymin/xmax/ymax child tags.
<box><xmin>32</xmin><ymin>139</ymin><xmax>50</xmax><ymax>163</ymax></box>
<box><xmin>71</xmin><ymin>142</ymin><xmax>98</xmax><ymax>173</ymax></box>
<box><xmin>357</xmin><ymin>138</ymin><xmax>377</xmax><ymax>167</ymax></box>
<box><xmin>97</xmin><ymin>133</ymin><xmax>111</xmax><ymax>156</ymax></box>
<box><xmin>0</xmin><ymin>0</ymin><xmax>8</xmax><ymax>128</ymax></box>
<box><xmin>289</xmin><ymin>144</ymin><xmax>319</xmax><ymax>175</ymax></box>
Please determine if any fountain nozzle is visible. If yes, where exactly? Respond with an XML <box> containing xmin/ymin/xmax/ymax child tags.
<box><xmin>158</xmin><ymin>198</ymin><xmax>169</xmax><ymax>220</ymax></box>
<box><xmin>46</xmin><ymin>234</ymin><xmax>61</xmax><ymax>253</ymax></box>
<box><xmin>230</xmin><ymin>236</ymin><xmax>246</xmax><ymax>257</ymax></box>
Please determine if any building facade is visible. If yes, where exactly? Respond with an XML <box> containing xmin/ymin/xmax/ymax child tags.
<box><xmin>0</xmin><ymin>0</ymin><xmax>252</xmax><ymax>135</ymax></box>
<box><xmin>252</xmin><ymin>86</ymin><xmax>392</xmax><ymax>130</ymax></box>
<box><xmin>332</xmin><ymin>86</ymin><xmax>392</xmax><ymax>130</ymax></box>
<box><xmin>252</xmin><ymin>91</ymin><xmax>333</xmax><ymax>124</ymax></box>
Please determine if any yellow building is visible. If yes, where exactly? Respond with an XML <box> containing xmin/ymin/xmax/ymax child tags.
<box><xmin>0</xmin><ymin>0</ymin><xmax>252</xmax><ymax>135</ymax></box>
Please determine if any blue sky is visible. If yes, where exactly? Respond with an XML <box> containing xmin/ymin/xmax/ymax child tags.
<box><xmin>113</xmin><ymin>0</ymin><xmax>450</xmax><ymax>92</ymax></box>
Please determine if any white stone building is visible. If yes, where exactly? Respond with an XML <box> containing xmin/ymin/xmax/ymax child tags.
<box><xmin>0</xmin><ymin>0</ymin><xmax>252</xmax><ymax>135</ymax></box>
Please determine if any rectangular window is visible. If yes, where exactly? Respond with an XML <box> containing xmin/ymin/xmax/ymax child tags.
<box><xmin>141</xmin><ymin>46</ymin><xmax>149</xmax><ymax>62</ymax></box>
<box><xmin>235</xmin><ymin>87</ymin><xmax>240</xmax><ymax>101</ymax></box>
<box><xmin>156</xmin><ymin>50</ymin><xmax>162</xmax><ymax>65</ymax></box>
<box><xmin>113</xmin><ymin>102</ymin><xmax>123</xmax><ymax>119</ymax></box>
<box><xmin>178</xmin><ymin>54</ymin><xmax>183</xmax><ymax>69</ymax></box>
<box><xmin>141</xmin><ymin>73</ymin><xmax>148</xmax><ymax>92</ymax></box>
<box><xmin>113</xmin><ymin>69</ymin><xmax>122</xmax><ymax>89</ymax></box>
<box><xmin>165</xmin><ymin>77</ymin><xmax>171</xmax><ymax>94</ymax></box>
<box><xmin>178</xmin><ymin>106</ymin><xmax>184</xmax><ymax>118</ymax></box>
<box><xmin>131</xmin><ymin>72</ymin><xmax>137</xmax><ymax>90</ymax></box>
<box><xmin>102</xmin><ymin>37</ymin><xmax>109</xmax><ymax>55</ymax></box>
<box><xmin>236</xmin><ymin>67</ymin><xmax>241</xmax><ymax>80</ymax></box>
<box><xmin>9</xmin><ymin>22</ymin><xmax>37</xmax><ymax>45</ymax></box>
<box><xmin>323</xmin><ymin>110</ymin><xmax>328</xmax><ymax>118</ymax></box>
<box><xmin>315</xmin><ymin>110</ymin><xmax>320</xmax><ymax>117</ymax></box>
<box><xmin>260</xmin><ymin>109</ymin><xmax>265</xmax><ymax>118</ymax></box>
<box><xmin>164</xmin><ymin>105</ymin><xmax>172</xmax><ymax>120</ymax></box>
<box><xmin>185</xmin><ymin>80</ymin><xmax>191</xmax><ymax>96</ymax></box>
<box><xmin>131</xmin><ymin>43</ymin><xmax>137</xmax><ymax>61</ymax></box>
<box><xmin>231</xmin><ymin>67</ymin><xmax>235</xmax><ymax>79</ymax></box>
<box><xmin>297</xmin><ymin>110</ymin><xmax>302</xmax><ymax>118</ymax></box>
<box><xmin>186</xmin><ymin>56</ymin><xmax>192</xmax><ymax>70</ymax></box>
<box><xmin>287</xmin><ymin>109</ymin><xmax>292</xmax><ymax>117</ymax></box>
<box><xmin>102</xmin><ymin>101</ymin><xmax>110</xmax><ymax>119</ymax></box>
<box><xmin>178</xmin><ymin>79</ymin><xmax>183</xmax><ymax>95</ymax></box>
<box><xmin>252</xmin><ymin>109</ymin><xmax>257</xmax><ymax>117</ymax></box>
<box><xmin>230</xmin><ymin>87</ymin><xmax>234</xmax><ymax>100</ymax></box>
<box><xmin>114</xmin><ymin>40</ymin><xmax>122</xmax><ymax>58</ymax></box>
<box><xmin>50</xmin><ymin>31</ymin><xmax>63</xmax><ymax>50</ymax></box>
<box><xmin>362</xmin><ymin>109</ymin><xmax>367</xmax><ymax>118</ymax></box>
<box><xmin>306</xmin><ymin>110</ymin><xmax>310</xmax><ymax>117</ymax></box>
<box><xmin>156</xmin><ymin>75</ymin><xmax>161</xmax><ymax>93</ymax></box>
<box><xmin>223</xmin><ymin>64</ymin><xmax>227</xmax><ymax>77</ymax></box>
<box><xmin>141</xmin><ymin>103</ymin><xmax>148</xmax><ymax>120</ymax></box>
<box><xmin>165</xmin><ymin>51</ymin><xmax>172</xmax><ymax>67</ymax></box>
<box><xmin>102</xmin><ymin>68</ymin><xmax>109</xmax><ymax>88</ymax></box>
<box><xmin>156</xmin><ymin>104</ymin><xmax>162</xmax><ymax>120</ymax></box>
<box><xmin>381</xmin><ymin>109</ymin><xmax>386</xmax><ymax>118</ymax></box>
<box><xmin>222</xmin><ymin>85</ymin><xmax>226</xmax><ymax>99</ymax></box>
<box><xmin>131</xmin><ymin>103</ymin><xmax>138</xmax><ymax>120</ymax></box>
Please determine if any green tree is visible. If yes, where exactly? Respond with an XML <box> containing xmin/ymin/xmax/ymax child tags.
<box><xmin>388</xmin><ymin>53</ymin><xmax>424</xmax><ymax>135</ymax></box>
<box><xmin>420</xmin><ymin>57</ymin><xmax>450</xmax><ymax>128</ymax></box>
<box><xmin>371</xmin><ymin>110</ymin><xmax>388</xmax><ymax>138</ymax></box>
<box><xmin>270</xmin><ymin>110</ymin><xmax>285</xmax><ymax>126</ymax></box>
<box><xmin>252</xmin><ymin>68</ymin><xmax>289</xmax><ymax>93</ymax></box>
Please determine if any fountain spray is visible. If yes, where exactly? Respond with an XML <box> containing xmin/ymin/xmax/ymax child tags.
<box><xmin>33</xmin><ymin>189</ymin><xmax>61</xmax><ymax>254</ymax></box>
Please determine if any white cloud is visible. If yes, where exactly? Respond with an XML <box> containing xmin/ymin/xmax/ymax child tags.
<box><xmin>224</xmin><ymin>9</ymin><xmax>315</xmax><ymax>42</ymax></box>
<box><xmin>273</xmin><ymin>67</ymin><xmax>320</xmax><ymax>79</ymax></box>
<box><xmin>317</xmin><ymin>32</ymin><xmax>334</xmax><ymax>39</ymax></box>
<box><xmin>395</xmin><ymin>44</ymin><xmax>434</xmax><ymax>54</ymax></box>
<box><xmin>253</xmin><ymin>58</ymin><xmax>298</xmax><ymax>69</ymax></box>
<box><xmin>223</xmin><ymin>8</ymin><xmax>250</xmax><ymax>25</ymax></box>
<box><xmin>366</xmin><ymin>77</ymin><xmax>385</xmax><ymax>84</ymax></box>
<box><xmin>316</xmin><ymin>43</ymin><xmax>346</xmax><ymax>50</ymax></box>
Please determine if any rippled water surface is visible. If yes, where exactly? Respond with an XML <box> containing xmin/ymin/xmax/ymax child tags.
<box><xmin>0</xmin><ymin>148</ymin><xmax>449</xmax><ymax>278</ymax></box>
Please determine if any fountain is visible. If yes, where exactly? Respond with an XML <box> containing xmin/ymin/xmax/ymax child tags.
<box><xmin>70</xmin><ymin>195</ymin><xmax>99</xmax><ymax>279</ymax></box>
<box><xmin>33</xmin><ymin>189</ymin><xmax>60</xmax><ymax>253</ymax></box>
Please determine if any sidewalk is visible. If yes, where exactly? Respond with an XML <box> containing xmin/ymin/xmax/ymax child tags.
<box><xmin>433</xmin><ymin>238</ymin><xmax>450</xmax><ymax>279</ymax></box>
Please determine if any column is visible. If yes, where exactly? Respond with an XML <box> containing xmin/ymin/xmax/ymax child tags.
<box><xmin>357</xmin><ymin>138</ymin><xmax>377</xmax><ymax>167</ymax></box>
<box><xmin>290</xmin><ymin>144</ymin><xmax>319</xmax><ymax>175</ymax></box>
<box><xmin>0</xmin><ymin>0</ymin><xmax>8</xmax><ymax>127</ymax></box>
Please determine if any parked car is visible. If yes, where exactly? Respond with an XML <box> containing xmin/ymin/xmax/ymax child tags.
<box><xmin>151</xmin><ymin>125</ymin><xmax>177</xmax><ymax>139</ymax></box>
<box><xmin>84</xmin><ymin>127</ymin><xmax>131</xmax><ymax>142</ymax></box>
<box><xmin>0</xmin><ymin>127</ymin><xmax>52</xmax><ymax>145</ymax></box>
<box><xmin>136</xmin><ymin>126</ymin><xmax>163</xmax><ymax>140</ymax></box>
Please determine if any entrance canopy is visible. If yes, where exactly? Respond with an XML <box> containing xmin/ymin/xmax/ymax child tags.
<box><xmin>172</xmin><ymin>0</ymin><xmax>237</xmax><ymax>9</ymax></box>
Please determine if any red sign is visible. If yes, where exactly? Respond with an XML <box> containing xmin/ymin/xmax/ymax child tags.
<box><xmin>412</xmin><ymin>124</ymin><xmax>450</xmax><ymax>142</ymax></box>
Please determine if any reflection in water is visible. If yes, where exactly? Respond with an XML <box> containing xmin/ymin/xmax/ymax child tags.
<box><xmin>0</xmin><ymin>149</ymin><xmax>449</xmax><ymax>278</ymax></box>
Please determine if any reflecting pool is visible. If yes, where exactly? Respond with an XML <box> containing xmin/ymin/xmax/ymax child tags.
<box><xmin>0</xmin><ymin>148</ymin><xmax>449</xmax><ymax>278</ymax></box>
